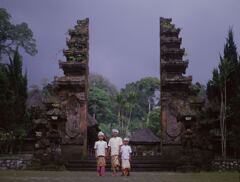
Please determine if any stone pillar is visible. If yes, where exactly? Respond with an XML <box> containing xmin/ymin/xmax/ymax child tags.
<box><xmin>160</xmin><ymin>17</ymin><xmax>192</xmax><ymax>158</ymax></box>
<box><xmin>55</xmin><ymin>18</ymin><xmax>89</xmax><ymax>159</ymax></box>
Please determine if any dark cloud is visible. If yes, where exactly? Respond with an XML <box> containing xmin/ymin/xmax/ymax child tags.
<box><xmin>1</xmin><ymin>0</ymin><xmax>240</xmax><ymax>89</ymax></box>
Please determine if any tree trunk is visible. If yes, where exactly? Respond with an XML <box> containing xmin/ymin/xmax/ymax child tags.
<box><xmin>118</xmin><ymin>108</ymin><xmax>121</xmax><ymax>129</ymax></box>
<box><xmin>220</xmin><ymin>89</ymin><xmax>224</xmax><ymax>158</ymax></box>
<box><xmin>223</xmin><ymin>80</ymin><xmax>227</xmax><ymax>158</ymax></box>
<box><xmin>126</xmin><ymin>109</ymin><xmax>132</xmax><ymax>135</ymax></box>
<box><xmin>121</xmin><ymin>112</ymin><xmax>124</xmax><ymax>134</ymax></box>
<box><xmin>146</xmin><ymin>97</ymin><xmax>151</xmax><ymax>127</ymax></box>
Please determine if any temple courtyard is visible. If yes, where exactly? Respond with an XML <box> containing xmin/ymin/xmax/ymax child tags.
<box><xmin>0</xmin><ymin>171</ymin><xmax>238</xmax><ymax>182</ymax></box>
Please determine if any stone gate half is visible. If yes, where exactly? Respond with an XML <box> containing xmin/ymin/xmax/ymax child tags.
<box><xmin>54</xmin><ymin>18</ymin><xmax>89</xmax><ymax>159</ymax></box>
<box><xmin>160</xmin><ymin>17</ymin><xmax>204</xmax><ymax>160</ymax></box>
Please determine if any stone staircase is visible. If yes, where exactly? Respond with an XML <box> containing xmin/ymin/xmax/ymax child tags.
<box><xmin>65</xmin><ymin>156</ymin><xmax>180</xmax><ymax>171</ymax></box>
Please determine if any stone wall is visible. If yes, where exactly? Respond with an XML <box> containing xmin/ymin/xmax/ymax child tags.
<box><xmin>0</xmin><ymin>154</ymin><xmax>32</xmax><ymax>170</ymax></box>
<box><xmin>212</xmin><ymin>159</ymin><xmax>240</xmax><ymax>171</ymax></box>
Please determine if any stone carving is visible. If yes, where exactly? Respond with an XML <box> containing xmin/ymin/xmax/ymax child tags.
<box><xmin>65</xmin><ymin>97</ymin><xmax>81</xmax><ymax>138</ymax></box>
<box><xmin>182</xmin><ymin>128</ymin><xmax>194</xmax><ymax>154</ymax></box>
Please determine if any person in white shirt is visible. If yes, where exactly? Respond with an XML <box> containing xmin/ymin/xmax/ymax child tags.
<box><xmin>94</xmin><ymin>131</ymin><xmax>108</xmax><ymax>176</ymax></box>
<box><xmin>120</xmin><ymin>137</ymin><xmax>132</xmax><ymax>176</ymax></box>
<box><xmin>108</xmin><ymin>129</ymin><xmax>123</xmax><ymax>176</ymax></box>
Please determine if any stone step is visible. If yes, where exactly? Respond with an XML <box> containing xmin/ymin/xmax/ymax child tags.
<box><xmin>67</xmin><ymin>161</ymin><xmax>178</xmax><ymax>165</ymax></box>
<box><xmin>65</xmin><ymin>157</ymin><xmax>179</xmax><ymax>171</ymax></box>
<box><xmin>66</xmin><ymin>167</ymin><xmax>174</xmax><ymax>171</ymax></box>
<box><xmin>66</xmin><ymin>163</ymin><xmax>176</xmax><ymax>167</ymax></box>
<box><xmin>67</xmin><ymin>157</ymin><xmax>174</xmax><ymax>163</ymax></box>
<box><xmin>67</xmin><ymin>161</ymin><xmax>178</xmax><ymax>164</ymax></box>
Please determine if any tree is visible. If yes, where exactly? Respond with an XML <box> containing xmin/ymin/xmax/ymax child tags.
<box><xmin>218</xmin><ymin>58</ymin><xmax>234</xmax><ymax>158</ymax></box>
<box><xmin>0</xmin><ymin>8</ymin><xmax>37</xmax><ymax>60</ymax></box>
<box><xmin>88</xmin><ymin>86</ymin><xmax>116</xmax><ymax>135</ymax></box>
<box><xmin>229</xmin><ymin>87</ymin><xmax>240</xmax><ymax>157</ymax></box>
<box><xmin>0</xmin><ymin>63</ymin><xmax>9</xmax><ymax>128</ymax></box>
<box><xmin>0</xmin><ymin>49</ymin><xmax>29</xmax><ymax>153</ymax></box>
<box><xmin>137</xmin><ymin>77</ymin><xmax>160</xmax><ymax>126</ymax></box>
<box><xmin>88</xmin><ymin>73</ymin><xmax>119</xmax><ymax>135</ymax></box>
<box><xmin>223</xmin><ymin>29</ymin><xmax>240</xmax><ymax>158</ymax></box>
<box><xmin>190</xmin><ymin>82</ymin><xmax>206</xmax><ymax>97</ymax></box>
<box><xmin>116</xmin><ymin>93</ymin><xmax>126</xmax><ymax>134</ymax></box>
<box><xmin>207</xmin><ymin>69</ymin><xmax>221</xmax><ymax>102</ymax></box>
<box><xmin>124</xmin><ymin>91</ymin><xmax>137</xmax><ymax>135</ymax></box>
<box><xmin>146</xmin><ymin>108</ymin><xmax>161</xmax><ymax>136</ymax></box>
<box><xmin>206</xmin><ymin>28</ymin><xmax>238</xmax><ymax>158</ymax></box>
<box><xmin>0</xmin><ymin>9</ymin><xmax>36</xmax><ymax>153</ymax></box>
<box><xmin>117</xmin><ymin>77</ymin><xmax>160</xmax><ymax>135</ymax></box>
<box><xmin>89</xmin><ymin>73</ymin><xmax>118</xmax><ymax>97</ymax></box>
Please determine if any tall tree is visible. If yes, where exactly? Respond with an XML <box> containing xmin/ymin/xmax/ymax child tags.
<box><xmin>0</xmin><ymin>63</ymin><xmax>10</xmax><ymax>128</ymax></box>
<box><xmin>207</xmin><ymin>28</ymin><xmax>238</xmax><ymax>158</ymax></box>
<box><xmin>0</xmin><ymin>8</ymin><xmax>37</xmax><ymax>60</ymax></box>
<box><xmin>0</xmin><ymin>9</ymin><xmax>37</xmax><ymax>153</ymax></box>
<box><xmin>218</xmin><ymin>58</ymin><xmax>234</xmax><ymax>158</ymax></box>
<box><xmin>88</xmin><ymin>86</ymin><xmax>115</xmax><ymax>122</ymax></box>
<box><xmin>88</xmin><ymin>73</ymin><xmax>119</xmax><ymax>135</ymax></box>
<box><xmin>89</xmin><ymin>73</ymin><xmax>118</xmax><ymax>97</ymax></box>
<box><xmin>223</xmin><ymin>29</ymin><xmax>239</xmax><ymax>100</ymax></box>
<box><xmin>0</xmin><ymin>49</ymin><xmax>29</xmax><ymax>153</ymax></box>
<box><xmin>125</xmin><ymin>91</ymin><xmax>137</xmax><ymax>135</ymax></box>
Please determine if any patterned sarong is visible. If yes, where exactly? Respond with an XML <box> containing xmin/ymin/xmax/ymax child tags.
<box><xmin>121</xmin><ymin>159</ymin><xmax>131</xmax><ymax>169</ymax></box>
<box><xmin>111</xmin><ymin>155</ymin><xmax>120</xmax><ymax>169</ymax></box>
<box><xmin>97</xmin><ymin>156</ymin><xmax>106</xmax><ymax>167</ymax></box>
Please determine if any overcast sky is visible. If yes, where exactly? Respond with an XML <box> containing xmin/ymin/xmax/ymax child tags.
<box><xmin>1</xmin><ymin>0</ymin><xmax>240</xmax><ymax>89</ymax></box>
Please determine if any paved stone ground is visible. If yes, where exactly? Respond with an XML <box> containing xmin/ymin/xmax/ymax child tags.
<box><xmin>0</xmin><ymin>171</ymin><xmax>239</xmax><ymax>182</ymax></box>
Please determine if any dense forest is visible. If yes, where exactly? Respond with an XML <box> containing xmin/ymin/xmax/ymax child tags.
<box><xmin>0</xmin><ymin>8</ymin><xmax>240</xmax><ymax>158</ymax></box>
<box><xmin>88</xmin><ymin>73</ymin><xmax>160</xmax><ymax>137</ymax></box>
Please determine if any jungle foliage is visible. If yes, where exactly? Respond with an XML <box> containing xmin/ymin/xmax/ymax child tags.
<box><xmin>0</xmin><ymin>8</ymin><xmax>37</xmax><ymax>153</ymax></box>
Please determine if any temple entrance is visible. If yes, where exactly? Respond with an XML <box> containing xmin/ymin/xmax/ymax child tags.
<box><xmin>32</xmin><ymin>17</ymin><xmax>205</xmax><ymax>171</ymax></box>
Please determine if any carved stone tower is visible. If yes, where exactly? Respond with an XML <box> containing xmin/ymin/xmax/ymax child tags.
<box><xmin>55</xmin><ymin>18</ymin><xmax>89</xmax><ymax>158</ymax></box>
<box><xmin>159</xmin><ymin>17</ymin><xmax>206</xmax><ymax>168</ymax></box>
<box><xmin>160</xmin><ymin>17</ymin><xmax>193</xmax><ymax>145</ymax></box>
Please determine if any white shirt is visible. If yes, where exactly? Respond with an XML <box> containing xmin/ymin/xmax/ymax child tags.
<box><xmin>120</xmin><ymin>145</ymin><xmax>132</xmax><ymax>160</ymax></box>
<box><xmin>108</xmin><ymin>137</ymin><xmax>123</xmax><ymax>156</ymax></box>
<box><xmin>94</xmin><ymin>140</ymin><xmax>108</xmax><ymax>157</ymax></box>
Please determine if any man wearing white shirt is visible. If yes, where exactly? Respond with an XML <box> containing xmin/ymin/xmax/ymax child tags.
<box><xmin>108</xmin><ymin>129</ymin><xmax>123</xmax><ymax>176</ymax></box>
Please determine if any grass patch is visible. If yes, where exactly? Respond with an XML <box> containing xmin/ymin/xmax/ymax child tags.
<box><xmin>0</xmin><ymin>171</ymin><xmax>239</xmax><ymax>182</ymax></box>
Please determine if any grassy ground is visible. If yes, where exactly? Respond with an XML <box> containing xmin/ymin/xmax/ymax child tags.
<box><xmin>0</xmin><ymin>171</ymin><xmax>239</xmax><ymax>182</ymax></box>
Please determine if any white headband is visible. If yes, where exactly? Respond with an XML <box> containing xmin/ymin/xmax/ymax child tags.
<box><xmin>98</xmin><ymin>131</ymin><xmax>104</xmax><ymax>136</ymax></box>
<box><xmin>112</xmin><ymin>129</ymin><xmax>119</xmax><ymax>133</ymax></box>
